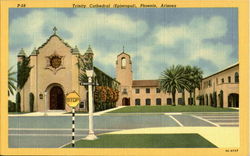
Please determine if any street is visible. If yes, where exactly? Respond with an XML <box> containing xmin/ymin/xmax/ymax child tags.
<box><xmin>8</xmin><ymin>112</ymin><xmax>239</xmax><ymax>148</ymax></box>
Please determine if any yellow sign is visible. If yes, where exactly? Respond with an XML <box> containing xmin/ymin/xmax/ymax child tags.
<box><xmin>66</xmin><ymin>91</ymin><xmax>80</xmax><ymax>107</ymax></box>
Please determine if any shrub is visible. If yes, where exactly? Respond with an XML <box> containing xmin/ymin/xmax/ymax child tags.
<box><xmin>213</xmin><ymin>92</ymin><xmax>217</xmax><ymax>107</ymax></box>
<box><xmin>209</xmin><ymin>93</ymin><xmax>213</xmax><ymax>106</ymax></box>
<box><xmin>16</xmin><ymin>92</ymin><xmax>21</xmax><ymax>112</ymax></box>
<box><xmin>29</xmin><ymin>92</ymin><xmax>34</xmax><ymax>112</ymax></box>
<box><xmin>8</xmin><ymin>100</ymin><xmax>16</xmax><ymax>112</ymax></box>
<box><xmin>219</xmin><ymin>90</ymin><xmax>223</xmax><ymax>108</ymax></box>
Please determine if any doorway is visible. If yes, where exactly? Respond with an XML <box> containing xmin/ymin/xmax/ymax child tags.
<box><xmin>122</xmin><ymin>98</ymin><xmax>130</xmax><ymax>106</ymax></box>
<box><xmin>50</xmin><ymin>86</ymin><xmax>65</xmax><ymax>110</ymax></box>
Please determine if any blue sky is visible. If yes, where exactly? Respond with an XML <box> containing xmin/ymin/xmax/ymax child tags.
<box><xmin>9</xmin><ymin>8</ymin><xmax>238</xmax><ymax>80</ymax></box>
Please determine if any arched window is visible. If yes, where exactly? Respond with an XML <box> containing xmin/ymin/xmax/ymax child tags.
<box><xmin>135</xmin><ymin>99</ymin><xmax>141</xmax><ymax>105</ymax></box>
<box><xmin>235</xmin><ymin>72</ymin><xmax>239</xmax><ymax>83</ymax></box>
<box><xmin>121</xmin><ymin>57</ymin><xmax>126</xmax><ymax>68</ymax></box>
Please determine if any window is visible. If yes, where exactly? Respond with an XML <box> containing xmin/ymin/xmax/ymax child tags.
<box><xmin>79</xmin><ymin>102</ymin><xmax>85</xmax><ymax>108</ymax></box>
<box><xmin>156</xmin><ymin>88</ymin><xmax>161</xmax><ymax>93</ymax></box>
<box><xmin>146</xmin><ymin>99</ymin><xmax>151</xmax><ymax>105</ymax></box>
<box><xmin>208</xmin><ymin>80</ymin><xmax>211</xmax><ymax>87</ymax></box>
<box><xmin>167</xmin><ymin>98</ymin><xmax>172</xmax><ymax>105</ymax></box>
<box><xmin>122</xmin><ymin>88</ymin><xmax>127</xmax><ymax>94</ymax></box>
<box><xmin>156</xmin><ymin>98</ymin><xmax>161</xmax><ymax>105</ymax></box>
<box><xmin>216</xmin><ymin>78</ymin><xmax>218</xmax><ymax>85</ymax></box>
<box><xmin>146</xmin><ymin>88</ymin><xmax>150</xmax><ymax>93</ymax></box>
<box><xmin>135</xmin><ymin>99</ymin><xmax>140</xmax><ymax>105</ymax></box>
<box><xmin>135</xmin><ymin>88</ymin><xmax>140</xmax><ymax>94</ymax></box>
<box><xmin>235</xmin><ymin>72</ymin><xmax>239</xmax><ymax>83</ymax></box>
<box><xmin>178</xmin><ymin>98</ymin><xmax>183</xmax><ymax>105</ymax></box>
<box><xmin>228</xmin><ymin>76</ymin><xmax>231</xmax><ymax>83</ymax></box>
<box><xmin>221</xmin><ymin>78</ymin><xmax>224</xmax><ymax>83</ymax></box>
<box><xmin>121</xmin><ymin>57</ymin><xmax>126</xmax><ymax>68</ymax></box>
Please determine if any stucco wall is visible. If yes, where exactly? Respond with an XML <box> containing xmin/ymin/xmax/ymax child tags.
<box><xmin>20</xmin><ymin>35</ymin><xmax>87</xmax><ymax>112</ymax></box>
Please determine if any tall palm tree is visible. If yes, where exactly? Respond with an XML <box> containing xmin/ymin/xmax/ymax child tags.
<box><xmin>8</xmin><ymin>66</ymin><xmax>17</xmax><ymax>96</ymax></box>
<box><xmin>160</xmin><ymin>65</ymin><xmax>189</xmax><ymax>106</ymax></box>
<box><xmin>191</xmin><ymin>66</ymin><xmax>203</xmax><ymax>105</ymax></box>
<box><xmin>184</xmin><ymin>65</ymin><xmax>193</xmax><ymax>105</ymax></box>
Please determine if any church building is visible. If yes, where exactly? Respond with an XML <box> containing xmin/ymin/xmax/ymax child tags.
<box><xmin>17</xmin><ymin>27</ymin><xmax>119</xmax><ymax>112</ymax></box>
<box><xmin>115</xmin><ymin>52</ymin><xmax>239</xmax><ymax>108</ymax></box>
<box><xmin>17</xmin><ymin>28</ymin><xmax>239</xmax><ymax>113</ymax></box>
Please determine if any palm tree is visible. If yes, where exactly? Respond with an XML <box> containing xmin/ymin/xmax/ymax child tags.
<box><xmin>184</xmin><ymin>65</ymin><xmax>193</xmax><ymax>105</ymax></box>
<box><xmin>160</xmin><ymin>65</ymin><xmax>189</xmax><ymax>106</ymax></box>
<box><xmin>191</xmin><ymin>66</ymin><xmax>203</xmax><ymax>105</ymax></box>
<box><xmin>8</xmin><ymin>66</ymin><xmax>17</xmax><ymax>96</ymax></box>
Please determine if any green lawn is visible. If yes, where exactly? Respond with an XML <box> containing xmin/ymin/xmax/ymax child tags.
<box><xmin>109</xmin><ymin>105</ymin><xmax>238</xmax><ymax>113</ymax></box>
<box><xmin>64</xmin><ymin>134</ymin><xmax>217</xmax><ymax>148</ymax></box>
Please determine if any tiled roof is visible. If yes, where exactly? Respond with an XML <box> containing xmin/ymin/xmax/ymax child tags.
<box><xmin>132</xmin><ymin>80</ymin><xmax>159</xmax><ymax>87</ymax></box>
<box><xmin>203</xmin><ymin>63</ymin><xmax>239</xmax><ymax>80</ymax></box>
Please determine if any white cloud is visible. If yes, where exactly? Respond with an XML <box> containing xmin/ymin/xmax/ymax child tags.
<box><xmin>153</xmin><ymin>16</ymin><xmax>233</xmax><ymax>76</ymax></box>
<box><xmin>9</xmin><ymin>10</ymin><xmax>236</xmax><ymax>83</ymax></box>
<box><xmin>9</xmin><ymin>9</ymin><xmax>148</xmax><ymax>59</ymax></box>
<box><xmin>155</xmin><ymin>16</ymin><xmax>227</xmax><ymax>46</ymax></box>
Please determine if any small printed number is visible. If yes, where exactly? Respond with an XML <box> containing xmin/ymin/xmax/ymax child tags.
<box><xmin>225</xmin><ymin>149</ymin><xmax>238</xmax><ymax>152</ymax></box>
<box><xmin>17</xmin><ymin>4</ymin><xmax>26</xmax><ymax>7</ymax></box>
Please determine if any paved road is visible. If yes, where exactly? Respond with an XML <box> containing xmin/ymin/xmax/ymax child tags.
<box><xmin>8</xmin><ymin>112</ymin><xmax>238</xmax><ymax>148</ymax></box>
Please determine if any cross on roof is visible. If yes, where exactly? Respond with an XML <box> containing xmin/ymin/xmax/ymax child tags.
<box><xmin>123</xmin><ymin>46</ymin><xmax>125</xmax><ymax>52</ymax></box>
<box><xmin>53</xmin><ymin>27</ymin><xmax>57</xmax><ymax>34</ymax></box>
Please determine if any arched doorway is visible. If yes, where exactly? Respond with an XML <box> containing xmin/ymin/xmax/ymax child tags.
<box><xmin>50</xmin><ymin>86</ymin><xmax>65</xmax><ymax>110</ymax></box>
<box><xmin>228</xmin><ymin>93</ymin><xmax>239</xmax><ymax>108</ymax></box>
<box><xmin>122</xmin><ymin>98</ymin><xmax>130</xmax><ymax>106</ymax></box>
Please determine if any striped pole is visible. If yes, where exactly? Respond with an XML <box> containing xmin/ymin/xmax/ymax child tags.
<box><xmin>72</xmin><ymin>107</ymin><xmax>75</xmax><ymax>147</ymax></box>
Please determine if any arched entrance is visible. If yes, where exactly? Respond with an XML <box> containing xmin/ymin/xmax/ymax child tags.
<box><xmin>50</xmin><ymin>86</ymin><xmax>65</xmax><ymax>110</ymax></box>
<box><xmin>228</xmin><ymin>93</ymin><xmax>239</xmax><ymax>108</ymax></box>
<box><xmin>122</xmin><ymin>98</ymin><xmax>130</xmax><ymax>106</ymax></box>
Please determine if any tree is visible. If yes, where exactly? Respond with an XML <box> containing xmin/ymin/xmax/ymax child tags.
<box><xmin>190</xmin><ymin>66</ymin><xmax>203</xmax><ymax>105</ymax></box>
<box><xmin>8</xmin><ymin>66</ymin><xmax>17</xmax><ymax>96</ymax></box>
<box><xmin>185</xmin><ymin>66</ymin><xmax>203</xmax><ymax>105</ymax></box>
<box><xmin>16</xmin><ymin>92</ymin><xmax>21</xmax><ymax>112</ymax></box>
<box><xmin>160</xmin><ymin>65</ymin><xmax>189</xmax><ymax>106</ymax></box>
<box><xmin>184</xmin><ymin>65</ymin><xmax>193</xmax><ymax>105</ymax></box>
<box><xmin>17</xmin><ymin>57</ymin><xmax>32</xmax><ymax>90</ymax></box>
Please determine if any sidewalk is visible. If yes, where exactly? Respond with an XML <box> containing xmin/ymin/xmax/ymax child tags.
<box><xmin>8</xmin><ymin>106</ymin><xmax>125</xmax><ymax>117</ymax></box>
<box><xmin>105</xmin><ymin>127</ymin><xmax>239</xmax><ymax>148</ymax></box>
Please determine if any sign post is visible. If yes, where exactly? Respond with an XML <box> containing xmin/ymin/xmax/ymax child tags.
<box><xmin>66</xmin><ymin>91</ymin><xmax>80</xmax><ymax>148</ymax></box>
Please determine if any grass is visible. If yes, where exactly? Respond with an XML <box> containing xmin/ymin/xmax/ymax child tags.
<box><xmin>109</xmin><ymin>105</ymin><xmax>238</xmax><ymax>113</ymax></box>
<box><xmin>64</xmin><ymin>134</ymin><xmax>217</xmax><ymax>148</ymax></box>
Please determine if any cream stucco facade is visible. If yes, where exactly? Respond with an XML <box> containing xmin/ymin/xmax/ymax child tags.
<box><xmin>18</xmin><ymin>31</ymin><xmax>88</xmax><ymax>112</ymax></box>
<box><xmin>115</xmin><ymin>52</ymin><xmax>239</xmax><ymax>108</ymax></box>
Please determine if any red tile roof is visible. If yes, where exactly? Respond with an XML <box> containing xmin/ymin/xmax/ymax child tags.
<box><xmin>132</xmin><ymin>80</ymin><xmax>160</xmax><ymax>87</ymax></box>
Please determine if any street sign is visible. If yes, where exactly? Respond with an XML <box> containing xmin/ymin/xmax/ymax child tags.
<box><xmin>66</xmin><ymin>91</ymin><xmax>80</xmax><ymax>147</ymax></box>
<box><xmin>66</xmin><ymin>91</ymin><xmax>80</xmax><ymax>107</ymax></box>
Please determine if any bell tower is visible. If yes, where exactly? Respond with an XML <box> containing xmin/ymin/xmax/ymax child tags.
<box><xmin>116</xmin><ymin>47</ymin><xmax>133</xmax><ymax>106</ymax></box>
